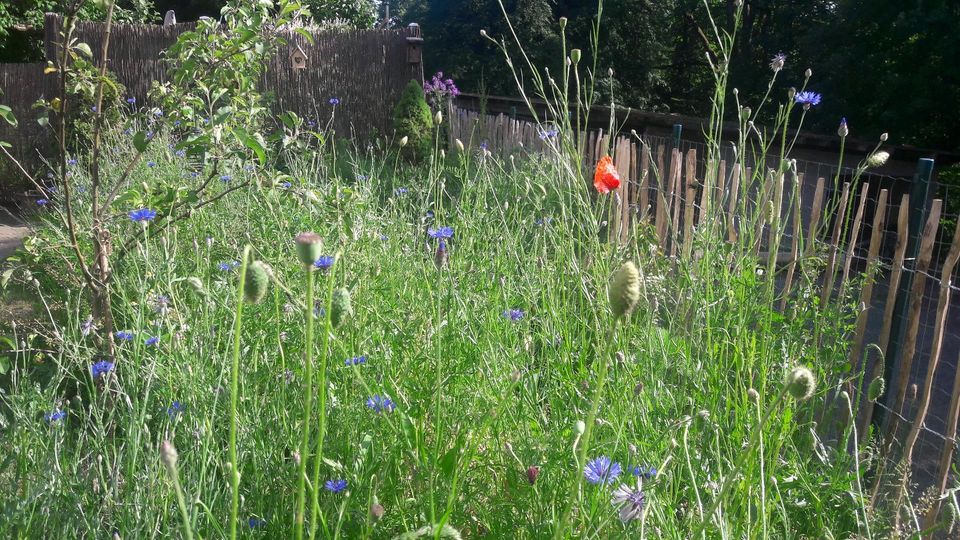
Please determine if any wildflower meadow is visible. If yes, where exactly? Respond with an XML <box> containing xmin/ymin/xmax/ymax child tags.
<box><xmin>0</xmin><ymin>1</ymin><xmax>956</xmax><ymax>539</ymax></box>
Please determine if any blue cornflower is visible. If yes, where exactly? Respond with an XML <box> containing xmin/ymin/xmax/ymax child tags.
<box><xmin>313</xmin><ymin>255</ymin><xmax>335</xmax><ymax>271</ymax></box>
<box><xmin>91</xmin><ymin>105</ymin><xmax>98</xmax><ymax>112</ymax></box>
<box><xmin>425</xmin><ymin>210</ymin><xmax>435</xmax><ymax>219</ymax></box>
<box><xmin>248</xmin><ymin>517</ymin><xmax>267</xmax><ymax>529</ymax></box>
<box><xmin>344</xmin><ymin>355</ymin><xmax>367</xmax><ymax>366</ymax></box>
<box><xmin>126</xmin><ymin>97</ymin><xmax>136</xmax><ymax>104</ymax></box>
<box><xmin>794</xmin><ymin>91</ymin><xmax>822</xmax><ymax>108</ymax></box>
<box><xmin>145</xmin><ymin>336</ymin><xmax>160</xmax><ymax>346</ymax></box>
<box><xmin>36</xmin><ymin>198</ymin><xmax>49</xmax><ymax>206</ymax></box>
<box><xmin>166</xmin><ymin>401</ymin><xmax>184</xmax><ymax>419</ymax></box>
<box><xmin>244</xmin><ymin>164</ymin><xmax>255</xmax><ymax>171</ymax></box>
<box><xmin>379</xmin><ymin>233</ymin><xmax>388</xmax><ymax>241</ymax></box>
<box><xmin>538</xmin><ymin>128</ymin><xmax>559</xmax><ymax>140</ymax></box>
<box><xmin>427</xmin><ymin>226</ymin><xmax>454</xmax><ymax>239</ymax></box>
<box><xmin>175</xmin><ymin>149</ymin><xmax>186</xmax><ymax>158</ymax></box>
<box><xmin>220</xmin><ymin>174</ymin><xmax>232</xmax><ymax>182</ymax></box>
<box><xmin>394</xmin><ymin>187</ymin><xmax>408</xmax><ymax>195</ymax></box>
<box><xmin>190</xmin><ymin>172</ymin><xmax>200</xmax><ymax>178</ymax></box>
<box><xmin>68</xmin><ymin>158</ymin><xmax>78</xmax><ymax>165</ymax></box>
<box><xmin>584</xmin><ymin>456</ymin><xmax>622</xmax><ymax>485</ymax></box>
<box><xmin>631</xmin><ymin>465</ymin><xmax>658</xmax><ymax>478</ymax></box>
<box><xmin>147</xmin><ymin>161</ymin><xmax>157</xmax><ymax>167</ymax></box>
<box><xmin>480</xmin><ymin>141</ymin><xmax>488</xmax><ymax>150</ymax></box>
<box><xmin>218</xmin><ymin>261</ymin><xmax>240</xmax><ymax>271</ymax></box>
<box><xmin>45</xmin><ymin>410</ymin><xmax>67</xmax><ymax>423</ymax></box>
<box><xmin>502</xmin><ymin>309</ymin><xmax>525</xmax><ymax>321</ymax></box>
<box><xmin>366</xmin><ymin>395</ymin><xmax>395</xmax><ymax>413</ymax></box>
<box><xmin>535</xmin><ymin>217</ymin><xmax>553</xmax><ymax>226</ymax></box>
<box><xmin>91</xmin><ymin>360</ymin><xmax>115</xmax><ymax>379</ymax></box>
<box><xmin>128</xmin><ymin>208</ymin><xmax>157</xmax><ymax>222</ymax></box>
<box><xmin>356</xmin><ymin>174</ymin><xmax>368</xmax><ymax>181</ymax></box>
<box><xmin>115</xmin><ymin>330</ymin><xmax>135</xmax><ymax>341</ymax></box>
<box><xmin>329</xmin><ymin>97</ymin><xmax>340</xmax><ymax>106</ymax></box>
<box><xmin>324</xmin><ymin>479</ymin><xmax>347</xmax><ymax>493</ymax></box>
<box><xmin>124</xmin><ymin>127</ymin><xmax>134</xmax><ymax>135</ymax></box>
<box><xmin>281</xmin><ymin>181</ymin><xmax>292</xmax><ymax>189</ymax></box>
<box><xmin>154</xmin><ymin>109</ymin><xmax>163</xmax><ymax>117</ymax></box>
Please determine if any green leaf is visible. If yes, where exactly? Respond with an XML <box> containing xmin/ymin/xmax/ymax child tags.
<box><xmin>133</xmin><ymin>131</ymin><xmax>150</xmax><ymax>153</ymax></box>
<box><xmin>0</xmin><ymin>105</ymin><xmax>17</xmax><ymax>127</ymax></box>
<box><xmin>0</xmin><ymin>268</ymin><xmax>13</xmax><ymax>289</ymax></box>
<box><xmin>75</xmin><ymin>42</ymin><xmax>93</xmax><ymax>58</ymax></box>
<box><xmin>232</xmin><ymin>127</ymin><xmax>266</xmax><ymax>165</ymax></box>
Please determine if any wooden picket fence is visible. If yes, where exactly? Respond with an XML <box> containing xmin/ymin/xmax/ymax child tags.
<box><xmin>450</xmin><ymin>105</ymin><xmax>960</xmax><ymax>513</ymax></box>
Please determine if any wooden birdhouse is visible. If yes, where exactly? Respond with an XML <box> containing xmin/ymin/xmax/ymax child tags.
<box><xmin>406</xmin><ymin>23</ymin><xmax>424</xmax><ymax>65</ymax></box>
<box><xmin>290</xmin><ymin>45</ymin><xmax>308</xmax><ymax>71</ymax></box>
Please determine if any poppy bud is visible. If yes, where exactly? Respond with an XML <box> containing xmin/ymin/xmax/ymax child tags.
<box><xmin>786</xmin><ymin>366</ymin><xmax>816</xmax><ymax>401</ymax></box>
<box><xmin>526</xmin><ymin>465</ymin><xmax>540</xmax><ymax>485</ymax></box>
<box><xmin>160</xmin><ymin>440</ymin><xmax>178</xmax><ymax>471</ymax></box>
<box><xmin>570</xmin><ymin>49</ymin><xmax>581</xmax><ymax>65</ymax></box>
<box><xmin>788</xmin><ymin>87</ymin><xmax>796</xmax><ymax>100</ymax></box>
<box><xmin>609</xmin><ymin>261</ymin><xmax>641</xmax><ymax>319</ymax></box>
<box><xmin>399</xmin><ymin>136</ymin><xmax>408</xmax><ymax>147</ymax></box>
<box><xmin>295</xmin><ymin>232</ymin><xmax>323</xmax><ymax>266</ymax></box>
<box><xmin>748</xmin><ymin>388</ymin><xmax>760</xmax><ymax>402</ymax></box>
<box><xmin>370</xmin><ymin>503</ymin><xmax>385</xmax><ymax>521</ymax></box>
<box><xmin>805</xmin><ymin>68</ymin><xmax>812</xmax><ymax>78</ymax></box>
<box><xmin>480</xmin><ymin>29</ymin><xmax>487</xmax><ymax>37</ymax></box>
<box><xmin>867</xmin><ymin>376</ymin><xmax>885</xmax><ymax>403</ymax></box>
<box><xmin>574</xmin><ymin>420</ymin><xmax>585</xmax><ymax>435</ymax></box>
<box><xmin>331</xmin><ymin>288</ymin><xmax>353</xmax><ymax>327</ymax></box>
<box><xmin>244</xmin><ymin>261</ymin><xmax>271</xmax><ymax>304</ymax></box>
<box><xmin>435</xmin><ymin>111</ymin><xmax>443</xmax><ymax>124</ymax></box>
<box><xmin>880</xmin><ymin>132</ymin><xmax>889</xmax><ymax>142</ymax></box>
<box><xmin>455</xmin><ymin>138</ymin><xmax>464</xmax><ymax>152</ymax></box>
<box><xmin>559</xmin><ymin>17</ymin><xmax>567</xmax><ymax>30</ymax></box>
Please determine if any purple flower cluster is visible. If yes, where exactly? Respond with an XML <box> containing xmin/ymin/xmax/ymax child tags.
<box><xmin>423</xmin><ymin>71</ymin><xmax>460</xmax><ymax>106</ymax></box>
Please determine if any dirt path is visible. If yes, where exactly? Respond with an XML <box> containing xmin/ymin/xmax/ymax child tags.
<box><xmin>0</xmin><ymin>210</ymin><xmax>29</xmax><ymax>260</ymax></box>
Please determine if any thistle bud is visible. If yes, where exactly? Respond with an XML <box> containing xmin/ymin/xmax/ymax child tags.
<box><xmin>867</xmin><ymin>376</ymin><xmax>885</xmax><ymax>403</ymax></box>
<box><xmin>865</xmin><ymin>151</ymin><xmax>889</xmax><ymax>168</ymax></box>
<box><xmin>786</xmin><ymin>366</ymin><xmax>816</xmax><ymax>401</ymax></box>
<box><xmin>570</xmin><ymin>49</ymin><xmax>581</xmax><ymax>65</ymax></box>
<box><xmin>399</xmin><ymin>136</ymin><xmax>408</xmax><ymax>147</ymax></box>
<box><xmin>526</xmin><ymin>465</ymin><xmax>540</xmax><ymax>485</ymax></box>
<box><xmin>434</xmin><ymin>111</ymin><xmax>443</xmax><ymax>125</ymax></box>
<box><xmin>295</xmin><ymin>232</ymin><xmax>323</xmax><ymax>266</ymax></box>
<box><xmin>455</xmin><ymin>139</ymin><xmax>464</xmax><ymax>152</ymax></box>
<box><xmin>609</xmin><ymin>261</ymin><xmax>641</xmax><ymax>319</ymax></box>
<box><xmin>837</xmin><ymin>117</ymin><xmax>849</xmax><ymax>138</ymax></box>
<box><xmin>160</xmin><ymin>440</ymin><xmax>178</xmax><ymax>471</ymax></box>
<box><xmin>244</xmin><ymin>261</ymin><xmax>271</xmax><ymax>304</ymax></box>
<box><xmin>330</xmin><ymin>287</ymin><xmax>353</xmax><ymax>327</ymax></box>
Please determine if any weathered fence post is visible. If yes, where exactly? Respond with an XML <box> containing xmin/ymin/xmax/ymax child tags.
<box><xmin>877</xmin><ymin>158</ymin><xmax>935</xmax><ymax>428</ymax></box>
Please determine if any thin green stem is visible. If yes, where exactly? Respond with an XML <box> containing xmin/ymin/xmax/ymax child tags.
<box><xmin>228</xmin><ymin>246</ymin><xmax>251</xmax><ymax>540</ymax></box>
<box><xmin>295</xmin><ymin>266</ymin><xmax>316</xmax><ymax>538</ymax></box>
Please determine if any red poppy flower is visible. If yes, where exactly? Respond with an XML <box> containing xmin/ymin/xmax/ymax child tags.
<box><xmin>594</xmin><ymin>155</ymin><xmax>621</xmax><ymax>194</ymax></box>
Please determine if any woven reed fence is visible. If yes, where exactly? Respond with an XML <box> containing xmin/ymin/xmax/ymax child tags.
<box><xmin>0</xmin><ymin>14</ymin><xmax>420</xmax><ymax>193</ymax></box>
<box><xmin>450</xmin><ymin>105</ymin><xmax>960</xmax><ymax>518</ymax></box>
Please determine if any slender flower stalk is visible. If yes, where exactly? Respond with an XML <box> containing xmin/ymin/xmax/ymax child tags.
<box><xmin>294</xmin><ymin>254</ymin><xmax>317</xmax><ymax>539</ymax></box>
<box><xmin>161</xmin><ymin>441</ymin><xmax>195</xmax><ymax>540</ymax></box>
<box><xmin>228</xmin><ymin>247</ymin><xmax>252</xmax><ymax>540</ymax></box>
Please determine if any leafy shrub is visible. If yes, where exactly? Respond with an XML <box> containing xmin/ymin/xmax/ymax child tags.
<box><xmin>392</xmin><ymin>78</ymin><xmax>433</xmax><ymax>162</ymax></box>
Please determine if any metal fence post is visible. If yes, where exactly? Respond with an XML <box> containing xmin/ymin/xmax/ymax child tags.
<box><xmin>672</xmin><ymin>123</ymin><xmax>683</xmax><ymax>150</ymax></box>
<box><xmin>878</xmin><ymin>158</ymin><xmax>936</xmax><ymax>425</ymax></box>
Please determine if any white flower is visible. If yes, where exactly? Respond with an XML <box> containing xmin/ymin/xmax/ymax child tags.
<box><xmin>866</xmin><ymin>151</ymin><xmax>890</xmax><ymax>168</ymax></box>
<box><xmin>611</xmin><ymin>478</ymin><xmax>646</xmax><ymax>523</ymax></box>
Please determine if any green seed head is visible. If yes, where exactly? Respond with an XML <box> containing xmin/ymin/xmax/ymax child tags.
<box><xmin>609</xmin><ymin>261</ymin><xmax>641</xmax><ymax>319</ymax></box>
<box><xmin>786</xmin><ymin>366</ymin><xmax>816</xmax><ymax>401</ymax></box>
<box><xmin>331</xmin><ymin>288</ymin><xmax>353</xmax><ymax>328</ymax></box>
<box><xmin>867</xmin><ymin>376</ymin><xmax>885</xmax><ymax>403</ymax></box>
<box><xmin>294</xmin><ymin>232</ymin><xmax>323</xmax><ymax>266</ymax></box>
<box><xmin>185</xmin><ymin>276</ymin><xmax>204</xmax><ymax>294</ymax></box>
<box><xmin>244</xmin><ymin>261</ymin><xmax>271</xmax><ymax>304</ymax></box>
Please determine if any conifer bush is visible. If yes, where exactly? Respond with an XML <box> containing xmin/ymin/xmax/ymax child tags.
<box><xmin>392</xmin><ymin>78</ymin><xmax>434</xmax><ymax>162</ymax></box>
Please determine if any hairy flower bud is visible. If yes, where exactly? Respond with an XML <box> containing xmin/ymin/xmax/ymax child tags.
<box><xmin>866</xmin><ymin>151</ymin><xmax>889</xmax><ymax>168</ymax></box>
<box><xmin>480</xmin><ymin>29</ymin><xmax>487</xmax><ymax>37</ymax></box>
<box><xmin>455</xmin><ymin>138</ymin><xmax>464</xmax><ymax>152</ymax></box>
<box><xmin>526</xmin><ymin>465</ymin><xmax>540</xmax><ymax>485</ymax></box>
<box><xmin>880</xmin><ymin>132</ymin><xmax>889</xmax><ymax>142</ymax></box>
<box><xmin>244</xmin><ymin>260</ymin><xmax>271</xmax><ymax>304</ymax></box>
<box><xmin>748</xmin><ymin>388</ymin><xmax>760</xmax><ymax>402</ymax></box>
<box><xmin>574</xmin><ymin>420</ymin><xmax>585</xmax><ymax>435</ymax></box>
<box><xmin>786</xmin><ymin>366</ymin><xmax>816</xmax><ymax>401</ymax></box>
<box><xmin>559</xmin><ymin>17</ymin><xmax>567</xmax><ymax>30</ymax></box>
<box><xmin>186</xmin><ymin>276</ymin><xmax>204</xmax><ymax>294</ymax></box>
<box><xmin>570</xmin><ymin>49</ymin><xmax>581</xmax><ymax>65</ymax></box>
<box><xmin>370</xmin><ymin>503</ymin><xmax>385</xmax><ymax>521</ymax></box>
<box><xmin>434</xmin><ymin>111</ymin><xmax>443</xmax><ymax>125</ymax></box>
<box><xmin>867</xmin><ymin>376</ymin><xmax>885</xmax><ymax>403</ymax></box>
<box><xmin>837</xmin><ymin>117</ymin><xmax>849</xmax><ymax>137</ymax></box>
<box><xmin>804</xmin><ymin>68</ymin><xmax>812</xmax><ymax>78</ymax></box>
<box><xmin>331</xmin><ymin>288</ymin><xmax>353</xmax><ymax>328</ymax></box>
<box><xmin>295</xmin><ymin>232</ymin><xmax>323</xmax><ymax>266</ymax></box>
<box><xmin>160</xmin><ymin>440</ymin><xmax>178</xmax><ymax>471</ymax></box>
<box><xmin>609</xmin><ymin>261</ymin><xmax>641</xmax><ymax>319</ymax></box>
<box><xmin>399</xmin><ymin>136</ymin><xmax>408</xmax><ymax>147</ymax></box>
